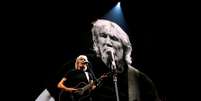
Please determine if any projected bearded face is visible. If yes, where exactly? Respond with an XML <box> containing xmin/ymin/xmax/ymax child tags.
<box><xmin>96</xmin><ymin>31</ymin><xmax>124</xmax><ymax>66</ymax></box>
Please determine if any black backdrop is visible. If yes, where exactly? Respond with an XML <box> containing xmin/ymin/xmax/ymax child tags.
<box><xmin>2</xmin><ymin>0</ymin><xmax>197</xmax><ymax>101</ymax></box>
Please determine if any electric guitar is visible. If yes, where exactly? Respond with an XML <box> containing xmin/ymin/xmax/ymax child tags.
<box><xmin>59</xmin><ymin>72</ymin><xmax>112</xmax><ymax>101</ymax></box>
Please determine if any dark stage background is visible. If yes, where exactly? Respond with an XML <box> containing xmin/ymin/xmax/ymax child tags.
<box><xmin>2</xmin><ymin>0</ymin><xmax>196</xmax><ymax>101</ymax></box>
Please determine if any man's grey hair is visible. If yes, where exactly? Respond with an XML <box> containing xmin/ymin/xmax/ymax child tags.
<box><xmin>91</xmin><ymin>19</ymin><xmax>133</xmax><ymax>64</ymax></box>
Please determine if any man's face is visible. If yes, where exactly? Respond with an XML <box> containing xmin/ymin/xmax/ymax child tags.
<box><xmin>97</xmin><ymin>32</ymin><xmax>124</xmax><ymax>65</ymax></box>
<box><xmin>77</xmin><ymin>57</ymin><xmax>88</xmax><ymax>70</ymax></box>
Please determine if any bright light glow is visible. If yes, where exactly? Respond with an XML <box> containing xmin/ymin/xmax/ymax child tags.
<box><xmin>116</xmin><ymin>2</ymin><xmax>120</xmax><ymax>8</ymax></box>
<box><xmin>102</xmin><ymin>2</ymin><xmax>128</xmax><ymax>33</ymax></box>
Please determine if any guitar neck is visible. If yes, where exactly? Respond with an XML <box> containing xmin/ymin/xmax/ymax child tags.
<box><xmin>81</xmin><ymin>72</ymin><xmax>112</xmax><ymax>92</ymax></box>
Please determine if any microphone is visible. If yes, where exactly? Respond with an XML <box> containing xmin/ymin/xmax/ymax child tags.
<box><xmin>83</xmin><ymin>61</ymin><xmax>89</xmax><ymax>64</ymax></box>
<box><xmin>108</xmin><ymin>49</ymin><xmax>116</xmax><ymax>70</ymax></box>
<box><xmin>83</xmin><ymin>58</ymin><xmax>89</xmax><ymax>64</ymax></box>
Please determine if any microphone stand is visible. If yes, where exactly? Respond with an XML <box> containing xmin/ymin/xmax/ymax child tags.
<box><xmin>111</xmin><ymin>60</ymin><xmax>120</xmax><ymax>101</ymax></box>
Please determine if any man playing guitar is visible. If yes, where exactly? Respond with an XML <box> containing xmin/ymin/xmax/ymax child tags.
<box><xmin>57</xmin><ymin>55</ymin><xmax>108</xmax><ymax>101</ymax></box>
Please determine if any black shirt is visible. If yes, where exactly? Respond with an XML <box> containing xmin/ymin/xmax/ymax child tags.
<box><xmin>64</xmin><ymin>69</ymin><xmax>93</xmax><ymax>87</ymax></box>
<box><xmin>60</xmin><ymin>69</ymin><xmax>95</xmax><ymax>101</ymax></box>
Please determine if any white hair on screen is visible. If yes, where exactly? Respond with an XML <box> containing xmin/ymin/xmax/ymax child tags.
<box><xmin>91</xmin><ymin>19</ymin><xmax>132</xmax><ymax>64</ymax></box>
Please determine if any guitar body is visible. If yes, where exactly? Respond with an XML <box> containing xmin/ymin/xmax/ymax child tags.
<box><xmin>59</xmin><ymin>82</ymin><xmax>92</xmax><ymax>101</ymax></box>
